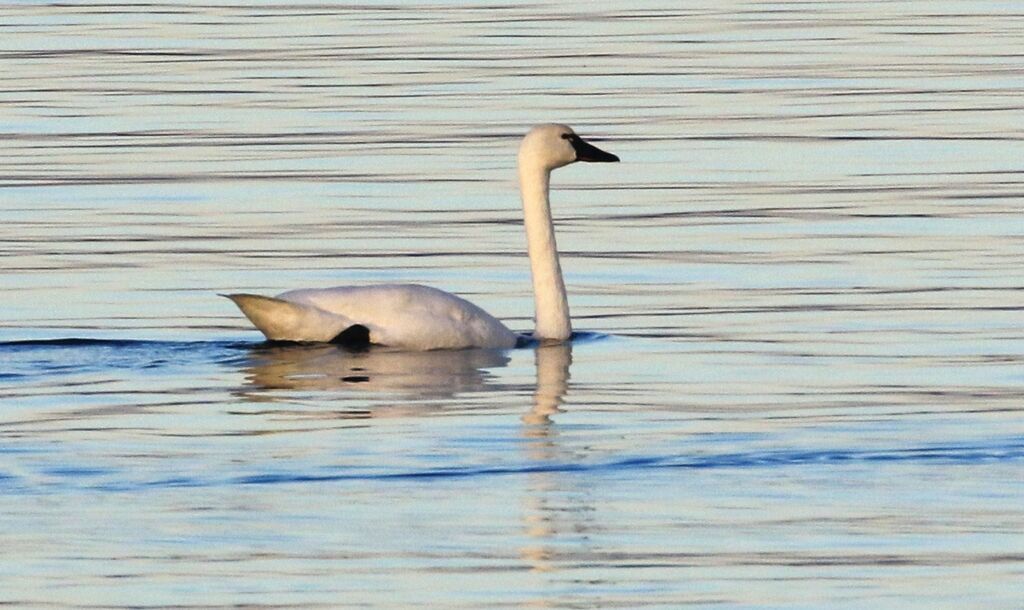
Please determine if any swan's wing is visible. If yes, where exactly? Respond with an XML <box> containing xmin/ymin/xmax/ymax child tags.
<box><xmin>279</xmin><ymin>284</ymin><xmax>519</xmax><ymax>349</ymax></box>
<box><xmin>224</xmin><ymin>293</ymin><xmax>363</xmax><ymax>342</ymax></box>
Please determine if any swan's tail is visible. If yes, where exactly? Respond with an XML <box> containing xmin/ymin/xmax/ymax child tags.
<box><xmin>223</xmin><ymin>294</ymin><xmax>358</xmax><ymax>343</ymax></box>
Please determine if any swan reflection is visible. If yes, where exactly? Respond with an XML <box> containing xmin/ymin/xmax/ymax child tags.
<box><xmin>517</xmin><ymin>343</ymin><xmax>596</xmax><ymax>576</ymax></box>
<box><xmin>239</xmin><ymin>343</ymin><xmax>510</xmax><ymax>397</ymax></box>
<box><xmin>237</xmin><ymin>340</ymin><xmax>583</xmax><ymax>576</ymax></box>
<box><xmin>522</xmin><ymin>343</ymin><xmax>572</xmax><ymax>428</ymax></box>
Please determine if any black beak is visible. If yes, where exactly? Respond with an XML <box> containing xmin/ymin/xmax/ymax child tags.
<box><xmin>570</xmin><ymin>135</ymin><xmax>619</xmax><ymax>163</ymax></box>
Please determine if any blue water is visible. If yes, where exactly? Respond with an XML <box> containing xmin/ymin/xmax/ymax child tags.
<box><xmin>3</xmin><ymin>1</ymin><xmax>1024</xmax><ymax>608</ymax></box>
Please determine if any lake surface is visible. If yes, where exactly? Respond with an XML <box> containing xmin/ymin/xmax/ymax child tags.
<box><xmin>2</xmin><ymin>1</ymin><xmax>1023</xmax><ymax>607</ymax></box>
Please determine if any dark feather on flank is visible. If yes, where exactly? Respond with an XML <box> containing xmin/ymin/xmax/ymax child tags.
<box><xmin>331</xmin><ymin>324</ymin><xmax>371</xmax><ymax>350</ymax></box>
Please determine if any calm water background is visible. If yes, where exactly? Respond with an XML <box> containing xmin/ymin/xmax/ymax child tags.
<box><xmin>2</xmin><ymin>1</ymin><xmax>1023</xmax><ymax>607</ymax></box>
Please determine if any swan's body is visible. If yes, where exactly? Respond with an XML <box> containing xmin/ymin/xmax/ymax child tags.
<box><xmin>226</xmin><ymin>124</ymin><xmax>618</xmax><ymax>350</ymax></box>
<box><xmin>229</xmin><ymin>284</ymin><xmax>517</xmax><ymax>350</ymax></box>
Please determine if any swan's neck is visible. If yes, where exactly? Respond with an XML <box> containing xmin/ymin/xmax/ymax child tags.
<box><xmin>519</xmin><ymin>161</ymin><xmax>571</xmax><ymax>342</ymax></box>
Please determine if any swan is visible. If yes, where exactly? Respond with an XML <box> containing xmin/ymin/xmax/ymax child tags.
<box><xmin>225</xmin><ymin>124</ymin><xmax>619</xmax><ymax>350</ymax></box>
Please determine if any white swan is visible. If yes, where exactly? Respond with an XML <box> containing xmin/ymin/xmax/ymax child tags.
<box><xmin>225</xmin><ymin>124</ymin><xmax>619</xmax><ymax>350</ymax></box>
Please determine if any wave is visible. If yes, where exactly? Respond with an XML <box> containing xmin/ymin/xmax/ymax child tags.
<box><xmin>6</xmin><ymin>438</ymin><xmax>1012</xmax><ymax>494</ymax></box>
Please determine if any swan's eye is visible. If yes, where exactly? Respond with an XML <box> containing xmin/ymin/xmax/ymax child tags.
<box><xmin>560</xmin><ymin>133</ymin><xmax>574</xmax><ymax>140</ymax></box>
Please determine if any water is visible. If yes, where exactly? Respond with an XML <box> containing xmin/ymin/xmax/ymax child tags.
<box><xmin>2</xmin><ymin>1</ymin><xmax>1023</xmax><ymax>607</ymax></box>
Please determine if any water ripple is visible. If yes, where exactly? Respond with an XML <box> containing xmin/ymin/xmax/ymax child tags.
<box><xmin>52</xmin><ymin>438</ymin><xmax>1021</xmax><ymax>494</ymax></box>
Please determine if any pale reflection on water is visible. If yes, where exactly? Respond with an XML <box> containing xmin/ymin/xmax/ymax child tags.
<box><xmin>240</xmin><ymin>342</ymin><xmax>511</xmax><ymax>396</ymax></box>
<box><xmin>2</xmin><ymin>1</ymin><xmax>1024</xmax><ymax>608</ymax></box>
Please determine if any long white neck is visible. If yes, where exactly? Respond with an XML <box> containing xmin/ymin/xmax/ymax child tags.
<box><xmin>519</xmin><ymin>159</ymin><xmax>571</xmax><ymax>342</ymax></box>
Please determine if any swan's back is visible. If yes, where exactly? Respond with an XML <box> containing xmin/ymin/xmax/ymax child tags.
<box><xmin>280</xmin><ymin>284</ymin><xmax>518</xmax><ymax>350</ymax></box>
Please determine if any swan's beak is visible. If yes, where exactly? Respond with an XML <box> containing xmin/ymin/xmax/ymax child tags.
<box><xmin>571</xmin><ymin>136</ymin><xmax>619</xmax><ymax>163</ymax></box>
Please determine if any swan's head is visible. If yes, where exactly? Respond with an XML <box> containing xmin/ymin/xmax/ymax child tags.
<box><xmin>518</xmin><ymin>123</ymin><xmax>619</xmax><ymax>172</ymax></box>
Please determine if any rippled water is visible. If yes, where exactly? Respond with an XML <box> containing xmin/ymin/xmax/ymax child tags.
<box><xmin>2</xmin><ymin>2</ymin><xmax>1023</xmax><ymax>608</ymax></box>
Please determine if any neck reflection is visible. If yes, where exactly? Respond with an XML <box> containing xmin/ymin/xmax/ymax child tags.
<box><xmin>522</xmin><ymin>342</ymin><xmax>572</xmax><ymax>429</ymax></box>
<box><xmin>518</xmin><ymin>343</ymin><xmax>594</xmax><ymax>577</ymax></box>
